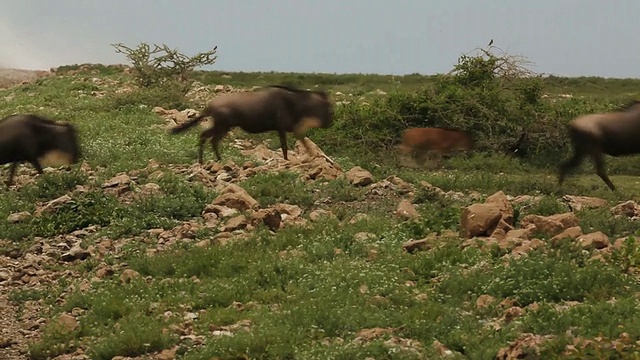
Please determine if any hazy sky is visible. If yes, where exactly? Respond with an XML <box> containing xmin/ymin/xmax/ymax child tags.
<box><xmin>2</xmin><ymin>1</ymin><xmax>640</xmax><ymax>78</ymax></box>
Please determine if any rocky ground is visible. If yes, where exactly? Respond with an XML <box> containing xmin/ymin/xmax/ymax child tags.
<box><xmin>1</xmin><ymin>68</ymin><xmax>639</xmax><ymax>359</ymax></box>
<box><xmin>1</xmin><ymin>128</ymin><xmax>640</xmax><ymax>359</ymax></box>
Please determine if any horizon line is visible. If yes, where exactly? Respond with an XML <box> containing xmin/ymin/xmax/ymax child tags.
<box><xmin>4</xmin><ymin>62</ymin><xmax>640</xmax><ymax>80</ymax></box>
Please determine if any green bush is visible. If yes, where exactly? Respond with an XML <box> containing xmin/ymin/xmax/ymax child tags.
<box><xmin>312</xmin><ymin>47</ymin><xmax>636</xmax><ymax>168</ymax></box>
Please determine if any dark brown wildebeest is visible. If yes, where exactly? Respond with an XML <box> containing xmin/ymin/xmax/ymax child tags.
<box><xmin>558</xmin><ymin>100</ymin><xmax>640</xmax><ymax>191</ymax></box>
<box><xmin>0</xmin><ymin>113</ymin><xmax>82</xmax><ymax>187</ymax></box>
<box><xmin>507</xmin><ymin>131</ymin><xmax>528</xmax><ymax>158</ymax></box>
<box><xmin>169</xmin><ymin>84</ymin><xmax>334</xmax><ymax>163</ymax></box>
<box><xmin>398</xmin><ymin>127</ymin><xmax>475</xmax><ymax>167</ymax></box>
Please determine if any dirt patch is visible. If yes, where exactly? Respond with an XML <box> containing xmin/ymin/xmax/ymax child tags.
<box><xmin>0</xmin><ymin>68</ymin><xmax>51</xmax><ymax>89</ymax></box>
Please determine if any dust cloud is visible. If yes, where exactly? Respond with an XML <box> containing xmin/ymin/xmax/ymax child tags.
<box><xmin>0</xmin><ymin>16</ymin><xmax>57</xmax><ymax>70</ymax></box>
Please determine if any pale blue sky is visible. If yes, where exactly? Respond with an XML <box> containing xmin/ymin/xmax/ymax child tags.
<box><xmin>2</xmin><ymin>1</ymin><xmax>640</xmax><ymax>78</ymax></box>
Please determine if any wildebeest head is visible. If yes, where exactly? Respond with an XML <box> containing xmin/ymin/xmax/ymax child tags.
<box><xmin>43</xmin><ymin>121</ymin><xmax>82</xmax><ymax>166</ymax></box>
<box><xmin>62</xmin><ymin>122</ymin><xmax>82</xmax><ymax>163</ymax></box>
<box><xmin>269</xmin><ymin>85</ymin><xmax>334</xmax><ymax>131</ymax></box>
<box><xmin>309</xmin><ymin>90</ymin><xmax>334</xmax><ymax>129</ymax></box>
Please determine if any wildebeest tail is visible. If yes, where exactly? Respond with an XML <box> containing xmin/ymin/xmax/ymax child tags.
<box><xmin>168</xmin><ymin>115</ymin><xmax>205</xmax><ymax>134</ymax></box>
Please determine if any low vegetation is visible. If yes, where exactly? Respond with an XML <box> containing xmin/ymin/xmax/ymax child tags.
<box><xmin>0</xmin><ymin>41</ymin><xmax>640</xmax><ymax>359</ymax></box>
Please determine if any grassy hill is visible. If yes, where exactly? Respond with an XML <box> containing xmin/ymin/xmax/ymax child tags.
<box><xmin>1</xmin><ymin>56</ymin><xmax>640</xmax><ymax>359</ymax></box>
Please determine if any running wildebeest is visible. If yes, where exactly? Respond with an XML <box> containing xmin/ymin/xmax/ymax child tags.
<box><xmin>558</xmin><ymin>100</ymin><xmax>640</xmax><ymax>191</ymax></box>
<box><xmin>168</xmin><ymin>84</ymin><xmax>334</xmax><ymax>163</ymax></box>
<box><xmin>0</xmin><ymin>113</ymin><xmax>81</xmax><ymax>187</ymax></box>
<box><xmin>398</xmin><ymin>127</ymin><xmax>475</xmax><ymax>166</ymax></box>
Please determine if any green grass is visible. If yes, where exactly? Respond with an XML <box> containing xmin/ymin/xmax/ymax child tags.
<box><xmin>2</xmin><ymin>64</ymin><xmax>640</xmax><ymax>359</ymax></box>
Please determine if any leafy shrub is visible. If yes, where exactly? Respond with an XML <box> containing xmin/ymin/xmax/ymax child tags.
<box><xmin>312</xmin><ymin>45</ymin><xmax>635</xmax><ymax>168</ymax></box>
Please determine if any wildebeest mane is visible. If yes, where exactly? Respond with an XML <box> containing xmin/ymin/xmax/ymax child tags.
<box><xmin>1</xmin><ymin>113</ymin><xmax>68</xmax><ymax>128</ymax></box>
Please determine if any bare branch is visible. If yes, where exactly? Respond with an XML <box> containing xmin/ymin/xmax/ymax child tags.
<box><xmin>110</xmin><ymin>42</ymin><xmax>218</xmax><ymax>89</ymax></box>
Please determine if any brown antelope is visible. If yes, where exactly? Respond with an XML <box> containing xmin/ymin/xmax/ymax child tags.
<box><xmin>398</xmin><ymin>127</ymin><xmax>474</xmax><ymax>166</ymax></box>
<box><xmin>169</xmin><ymin>84</ymin><xmax>334</xmax><ymax>163</ymax></box>
<box><xmin>0</xmin><ymin>113</ymin><xmax>82</xmax><ymax>187</ymax></box>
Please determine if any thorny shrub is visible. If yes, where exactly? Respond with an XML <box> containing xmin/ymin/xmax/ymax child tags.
<box><xmin>312</xmin><ymin>45</ymin><xmax>634</xmax><ymax>167</ymax></box>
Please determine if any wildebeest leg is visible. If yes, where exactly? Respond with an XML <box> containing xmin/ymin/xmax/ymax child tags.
<box><xmin>28</xmin><ymin>158</ymin><xmax>44</xmax><ymax>175</ymax></box>
<box><xmin>558</xmin><ymin>148</ymin><xmax>586</xmax><ymax>186</ymax></box>
<box><xmin>589</xmin><ymin>150</ymin><xmax>616</xmax><ymax>191</ymax></box>
<box><xmin>278</xmin><ymin>130</ymin><xmax>289</xmax><ymax>160</ymax></box>
<box><xmin>5</xmin><ymin>162</ymin><xmax>18</xmax><ymax>187</ymax></box>
<box><xmin>211</xmin><ymin>127</ymin><xmax>230</xmax><ymax>161</ymax></box>
<box><xmin>198</xmin><ymin>130</ymin><xmax>212</xmax><ymax>164</ymax></box>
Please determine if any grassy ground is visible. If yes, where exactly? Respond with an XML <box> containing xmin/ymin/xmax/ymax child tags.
<box><xmin>189</xmin><ymin>70</ymin><xmax>640</xmax><ymax>99</ymax></box>
<box><xmin>1</xmin><ymin>67</ymin><xmax>640</xmax><ymax>359</ymax></box>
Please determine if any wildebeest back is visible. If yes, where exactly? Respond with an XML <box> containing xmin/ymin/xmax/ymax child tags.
<box><xmin>570</xmin><ymin>113</ymin><xmax>640</xmax><ymax>157</ymax></box>
<box><xmin>205</xmin><ymin>91</ymin><xmax>283</xmax><ymax>133</ymax></box>
<box><xmin>204</xmin><ymin>87</ymin><xmax>332</xmax><ymax>133</ymax></box>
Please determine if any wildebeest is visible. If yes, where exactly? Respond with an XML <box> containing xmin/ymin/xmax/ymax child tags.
<box><xmin>398</xmin><ymin>127</ymin><xmax>475</xmax><ymax>166</ymax></box>
<box><xmin>558</xmin><ymin>100</ymin><xmax>640</xmax><ymax>191</ymax></box>
<box><xmin>169</xmin><ymin>84</ymin><xmax>334</xmax><ymax>163</ymax></box>
<box><xmin>507</xmin><ymin>131</ymin><xmax>528</xmax><ymax>158</ymax></box>
<box><xmin>0</xmin><ymin>113</ymin><xmax>81</xmax><ymax>187</ymax></box>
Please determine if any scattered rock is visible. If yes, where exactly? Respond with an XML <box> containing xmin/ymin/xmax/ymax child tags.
<box><xmin>345</xmin><ymin>166</ymin><xmax>374</xmax><ymax>186</ymax></box>
<box><xmin>577</xmin><ymin>231</ymin><xmax>610</xmax><ymax>250</ymax></box>
<box><xmin>274</xmin><ymin>203</ymin><xmax>304</xmax><ymax>226</ymax></box>
<box><xmin>211</xmin><ymin>184</ymin><xmax>259</xmax><ymax>211</ymax></box>
<box><xmin>60</xmin><ymin>242</ymin><xmax>91</xmax><ymax>262</ymax></box>
<box><xmin>476</xmin><ymin>294</ymin><xmax>497</xmax><ymax>309</ymax></box>
<box><xmin>402</xmin><ymin>238</ymin><xmax>432</xmax><ymax>254</ymax></box>
<box><xmin>460</xmin><ymin>191</ymin><xmax>518</xmax><ymax>239</ymax></box>
<box><xmin>496</xmin><ymin>333</ymin><xmax>555</xmax><ymax>360</ymax></box>
<box><xmin>349</xmin><ymin>213</ymin><xmax>369</xmax><ymax>224</ymax></box>
<box><xmin>550</xmin><ymin>226</ymin><xmax>583</xmax><ymax>243</ymax></box>
<box><xmin>56</xmin><ymin>313</ymin><xmax>78</xmax><ymax>333</ymax></box>
<box><xmin>485</xmin><ymin>191</ymin><xmax>515</xmax><ymax>225</ymax></box>
<box><xmin>35</xmin><ymin>195</ymin><xmax>72</xmax><ymax>216</ymax></box>
<box><xmin>353</xmin><ymin>327</ymin><xmax>396</xmax><ymax>343</ymax></box>
<box><xmin>562</xmin><ymin>195</ymin><xmax>608</xmax><ymax>211</ymax></box>
<box><xmin>120</xmin><ymin>269</ymin><xmax>141</xmax><ymax>284</ymax></box>
<box><xmin>519</xmin><ymin>212</ymin><xmax>579</xmax><ymax>238</ymax></box>
<box><xmin>308</xmin><ymin>209</ymin><xmax>335</xmax><ymax>222</ymax></box>
<box><xmin>220</xmin><ymin>215</ymin><xmax>249</xmax><ymax>232</ymax></box>
<box><xmin>396</xmin><ymin>199</ymin><xmax>420</xmax><ymax>220</ymax></box>
<box><xmin>460</xmin><ymin>203</ymin><xmax>502</xmax><ymax>238</ymax></box>
<box><xmin>353</xmin><ymin>232</ymin><xmax>377</xmax><ymax>242</ymax></box>
<box><xmin>6</xmin><ymin>211</ymin><xmax>32</xmax><ymax>223</ymax></box>
<box><xmin>611</xmin><ymin>200</ymin><xmax>640</xmax><ymax>218</ymax></box>
<box><xmin>249</xmin><ymin>208</ymin><xmax>282</xmax><ymax>231</ymax></box>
